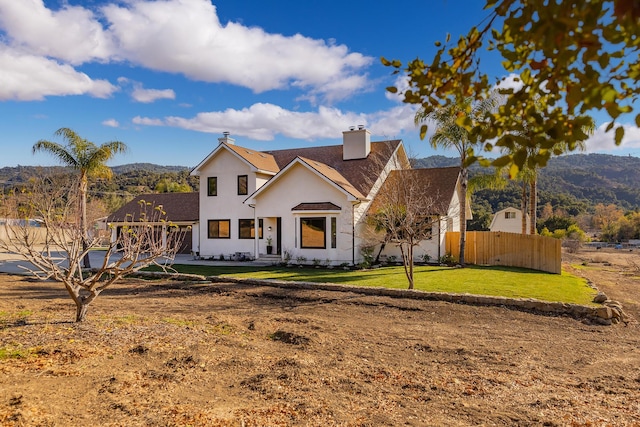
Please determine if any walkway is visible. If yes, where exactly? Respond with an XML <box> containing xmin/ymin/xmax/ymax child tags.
<box><xmin>0</xmin><ymin>250</ymin><xmax>275</xmax><ymax>275</ymax></box>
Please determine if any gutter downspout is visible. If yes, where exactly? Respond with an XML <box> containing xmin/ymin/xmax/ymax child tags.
<box><xmin>352</xmin><ymin>200</ymin><xmax>362</xmax><ymax>266</ymax></box>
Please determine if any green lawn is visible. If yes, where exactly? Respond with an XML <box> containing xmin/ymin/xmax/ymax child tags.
<box><xmin>147</xmin><ymin>264</ymin><xmax>596</xmax><ymax>305</ymax></box>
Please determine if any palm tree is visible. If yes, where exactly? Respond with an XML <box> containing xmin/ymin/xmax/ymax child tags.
<box><xmin>33</xmin><ymin>128</ymin><xmax>127</xmax><ymax>268</ymax></box>
<box><xmin>415</xmin><ymin>94</ymin><xmax>500</xmax><ymax>265</ymax></box>
<box><xmin>515</xmin><ymin>120</ymin><xmax>594</xmax><ymax>235</ymax></box>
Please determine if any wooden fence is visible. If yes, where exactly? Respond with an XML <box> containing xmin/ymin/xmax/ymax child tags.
<box><xmin>0</xmin><ymin>225</ymin><xmax>49</xmax><ymax>245</ymax></box>
<box><xmin>446</xmin><ymin>231</ymin><xmax>561</xmax><ymax>274</ymax></box>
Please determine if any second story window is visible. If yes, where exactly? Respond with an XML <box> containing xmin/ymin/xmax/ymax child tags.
<box><xmin>207</xmin><ymin>177</ymin><xmax>217</xmax><ymax>196</ymax></box>
<box><xmin>238</xmin><ymin>175</ymin><xmax>248</xmax><ymax>195</ymax></box>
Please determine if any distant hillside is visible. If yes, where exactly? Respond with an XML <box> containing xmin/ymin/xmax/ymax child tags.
<box><xmin>2</xmin><ymin>154</ymin><xmax>639</xmax><ymax>213</ymax></box>
<box><xmin>0</xmin><ymin>166</ymin><xmax>66</xmax><ymax>185</ymax></box>
<box><xmin>0</xmin><ymin>164</ymin><xmax>191</xmax><ymax>185</ymax></box>
<box><xmin>416</xmin><ymin>153</ymin><xmax>640</xmax><ymax>213</ymax></box>
<box><xmin>0</xmin><ymin>164</ymin><xmax>196</xmax><ymax>200</ymax></box>
<box><xmin>411</xmin><ymin>156</ymin><xmax>458</xmax><ymax>169</ymax></box>
<box><xmin>110</xmin><ymin>163</ymin><xmax>190</xmax><ymax>174</ymax></box>
<box><xmin>539</xmin><ymin>154</ymin><xmax>640</xmax><ymax>209</ymax></box>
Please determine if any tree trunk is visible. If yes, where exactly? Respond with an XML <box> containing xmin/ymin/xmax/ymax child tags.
<box><xmin>400</xmin><ymin>244</ymin><xmax>414</xmax><ymax>289</ymax></box>
<box><xmin>407</xmin><ymin>244</ymin><xmax>414</xmax><ymax>289</ymax></box>
<box><xmin>79</xmin><ymin>174</ymin><xmax>91</xmax><ymax>269</ymax></box>
<box><xmin>458</xmin><ymin>167</ymin><xmax>468</xmax><ymax>266</ymax></box>
<box><xmin>521</xmin><ymin>181</ymin><xmax>528</xmax><ymax>234</ymax></box>
<box><xmin>75</xmin><ymin>301</ymin><xmax>89</xmax><ymax>322</ymax></box>
<box><xmin>529</xmin><ymin>178</ymin><xmax>537</xmax><ymax>235</ymax></box>
<box><xmin>374</xmin><ymin>242</ymin><xmax>386</xmax><ymax>264</ymax></box>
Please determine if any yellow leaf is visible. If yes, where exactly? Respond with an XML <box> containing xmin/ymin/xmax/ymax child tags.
<box><xmin>509</xmin><ymin>163</ymin><xmax>520</xmax><ymax>179</ymax></box>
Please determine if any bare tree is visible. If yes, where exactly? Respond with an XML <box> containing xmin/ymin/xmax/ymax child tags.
<box><xmin>415</xmin><ymin>93</ymin><xmax>501</xmax><ymax>265</ymax></box>
<box><xmin>0</xmin><ymin>175</ymin><xmax>187</xmax><ymax>322</ymax></box>
<box><xmin>365</xmin><ymin>169</ymin><xmax>447</xmax><ymax>289</ymax></box>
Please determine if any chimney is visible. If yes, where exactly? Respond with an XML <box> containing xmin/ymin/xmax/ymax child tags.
<box><xmin>342</xmin><ymin>126</ymin><xmax>371</xmax><ymax>160</ymax></box>
<box><xmin>218</xmin><ymin>131</ymin><xmax>235</xmax><ymax>145</ymax></box>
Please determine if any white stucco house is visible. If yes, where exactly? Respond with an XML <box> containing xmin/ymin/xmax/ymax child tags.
<box><xmin>489</xmin><ymin>207</ymin><xmax>530</xmax><ymax>234</ymax></box>
<box><xmin>189</xmin><ymin>128</ymin><xmax>466</xmax><ymax>265</ymax></box>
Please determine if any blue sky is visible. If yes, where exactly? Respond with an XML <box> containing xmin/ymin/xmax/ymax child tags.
<box><xmin>1</xmin><ymin>0</ymin><xmax>639</xmax><ymax>168</ymax></box>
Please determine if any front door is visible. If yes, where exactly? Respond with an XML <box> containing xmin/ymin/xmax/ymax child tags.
<box><xmin>276</xmin><ymin>217</ymin><xmax>282</xmax><ymax>255</ymax></box>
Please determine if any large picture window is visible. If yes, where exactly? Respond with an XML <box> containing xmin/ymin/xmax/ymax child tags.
<box><xmin>207</xmin><ymin>177</ymin><xmax>217</xmax><ymax>196</ymax></box>
<box><xmin>300</xmin><ymin>217</ymin><xmax>326</xmax><ymax>249</ymax></box>
<box><xmin>237</xmin><ymin>175</ymin><xmax>248</xmax><ymax>195</ymax></box>
<box><xmin>208</xmin><ymin>219</ymin><xmax>230</xmax><ymax>238</ymax></box>
<box><xmin>239</xmin><ymin>219</ymin><xmax>263</xmax><ymax>239</ymax></box>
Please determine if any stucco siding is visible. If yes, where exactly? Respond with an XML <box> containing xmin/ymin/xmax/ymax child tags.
<box><xmin>253</xmin><ymin>163</ymin><xmax>356</xmax><ymax>264</ymax></box>
<box><xmin>490</xmin><ymin>207</ymin><xmax>530</xmax><ymax>234</ymax></box>
<box><xmin>197</xmin><ymin>149</ymin><xmax>259</xmax><ymax>258</ymax></box>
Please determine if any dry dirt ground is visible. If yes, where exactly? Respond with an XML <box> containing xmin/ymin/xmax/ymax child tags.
<box><xmin>1</xmin><ymin>249</ymin><xmax>639</xmax><ymax>426</ymax></box>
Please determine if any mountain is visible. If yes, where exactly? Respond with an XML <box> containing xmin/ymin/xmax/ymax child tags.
<box><xmin>416</xmin><ymin>153</ymin><xmax>640</xmax><ymax>213</ymax></box>
<box><xmin>2</xmin><ymin>153</ymin><xmax>639</xmax><ymax>213</ymax></box>
<box><xmin>110</xmin><ymin>163</ymin><xmax>191</xmax><ymax>174</ymax></box>
<box><xmin>0</xmin><ymin>164</ymin><xmax>197</xmax><ymax>199</ymax></box>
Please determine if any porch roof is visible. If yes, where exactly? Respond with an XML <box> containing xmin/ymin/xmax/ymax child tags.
<box><xmin>107</xmin><ymin>192</ymin><xmax>199</xmax><ymax>223</ymax></box>
<box><xmin>291</xmin><ymin>202</ymin><xmax>342</xmax><ymax>211</ymax></box>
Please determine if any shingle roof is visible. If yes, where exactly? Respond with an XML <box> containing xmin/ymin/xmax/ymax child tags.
<box><xmin>265</xmin><ymin>140</ymin><xmax>402</xmax><ymax>196</ymax></box>
<box><xmin>107</xmin><ymin>192</ymin><xmax>199</xmax><ymax>223</ymax></box>
<box><xmin>369</xmin><ymin>167</ymin><xmax>461</xmax><ymax>215</ymax></box>
<box><xmin>194</xmin><ymin>139</ymin><xmax>403</xmax><ymax>198</ymax></box>
<box><xmin>296</xmin><ymin>156</ymin><xmax>366</xmax><ymax>200</ymax></box>
<box><xmin>224</xmin><ymin>143</ymin><xmax>280</xmax><ymax>173</ymax></box>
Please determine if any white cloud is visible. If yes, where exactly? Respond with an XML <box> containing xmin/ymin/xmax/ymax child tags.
<box><xmin>0</xmin><ymin>0</ymin><xmax>373</xmax><ymax>103</ymax></box>
<box><xmin>494</xmin><ymin>73</ymin><xmax>524</xmax><ymax>92</ymax></box>
<box><xmin>117</xmin><ymin>77</ymin><xmax>175</xmax><ymax>103</ymax></box>
<box><xmin>585</xmin><ymin>123</ymin><xmax>640</xmax><ymax>152</ymax></box>
<box><xmin>132</xmin><ymin>116</ymin><xmax>165</xmax><ymax>126</ymax></box>
<box><xmin>141</xmin><ymin>104</ymin><xmax>358</xmax><ymax>140</ymax></box>
<box><xmin>367</xmin><ymin>105</ymin><xmax>420</xmax><ymax>138</ymax></box>
<box><xmin>102</xmin><ymin>119</ymin><xmax>120</xmax><ymax>128</ymax></box>
<box><xmin>0</xmin><ymin>0</ymin><xmax>114</xmax><ymax>64</ymax></box>
<box><xmin>131</xmin><ymin>86</ymin><xmax>176</xmax><ymax>103</ymax></box>
<box><xmin>0</xmin><ymin>45</ymin><xmax>116</xmax><ymax>101</ymax></box>
<box><xmin>101</xmin><ymin>0</ymin><xmax>372</xmax><ymax>99</ymax></box>
<box><xmin>131</xmin><ymin>102</ymin><xmax>419</xmax><ymax>142</ymax></box>
<box><xmin>384</xmin><ymin>74</ymin><xmax>412</xmax><ymax>103</ymax></box>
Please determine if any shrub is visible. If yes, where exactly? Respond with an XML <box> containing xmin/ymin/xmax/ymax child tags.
<box><xmin>439</xmin><ymin>253</ymin><xmax>457</xmax><ymax>265</ymax></box>
<box><xmin>360</xmin><ymin>246</ymin><xmax>375</xmax><ymax>269</ymax></box>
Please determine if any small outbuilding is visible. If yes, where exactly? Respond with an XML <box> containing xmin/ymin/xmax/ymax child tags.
<box><xmin>489</xmin><ymin>207</ymin><xmax>530</xmax><ymax>234</ymax></box>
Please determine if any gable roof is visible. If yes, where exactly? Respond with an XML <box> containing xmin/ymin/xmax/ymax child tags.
<box><xmin>297</xmin><ymin>156</ymin><xmax>366</xmax><ymax>200</ymax></box>
<box><xmin>191</xmin><ymin>143</ymin><xmax>279</xmax><ymax>175</ymax></box>
<box><xmin>369</xmin><ymin>167</ymin><xmax>461</xmax><ymax>215</ymax></box>
<box><xmin>247</xmin><ymin>156</ymin><xmax>367</xmax><ymax>203</ymax></box>
<box><xmin>192</xmin><ymin>139</ymin><xmax>404</xmax><ymax>201</ymax></box>
<box><xmin>107</xmin><ymin>192</ymin><xmax>199</xmax><ymax>223</ymax></box>
<box><xmin>265</xmin><ymin>140</ymin><xmax>402</xmax><ymax>196</ymax></box>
